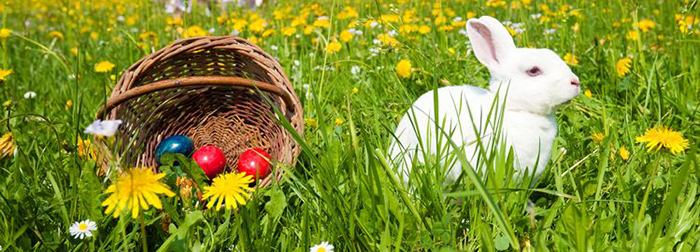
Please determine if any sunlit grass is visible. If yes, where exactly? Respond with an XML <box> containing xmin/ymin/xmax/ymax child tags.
<box><xmin>0</xmin><ymin>0</ymin><xmax>698</xmax><ymax>251</ymax></box>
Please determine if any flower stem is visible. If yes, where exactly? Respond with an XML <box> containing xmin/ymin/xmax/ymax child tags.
<box><xmin>637</xmin><ymin>155</ymin><xmax>661</xmax><ymax>221</ymax></box>
<box><xmin>140</xmin><ymin>212</ymin><xmax>148</xmax><ymax>252</ymax></box>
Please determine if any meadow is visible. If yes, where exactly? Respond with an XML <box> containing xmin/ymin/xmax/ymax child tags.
<box><xmin>0</xmin><ymin>0</ymin><xmax>699</xmax><ymax>251</ymax></box>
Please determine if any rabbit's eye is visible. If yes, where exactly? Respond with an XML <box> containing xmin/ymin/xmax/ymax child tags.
<box><xmin>526</xmin><ymin>67</ymin><xmax>542</xmax><ymax>77</ymax></box>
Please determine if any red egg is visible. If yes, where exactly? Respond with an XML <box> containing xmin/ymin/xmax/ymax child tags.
<box><xmin>192</xmin><ymin>145</ymin><xmax>226</xmax><ymax>179</ymax></box>
<box><xmin>237</xmin><ymin>148</ymin><xmax>271</xmax><ymax>180</ymax></box>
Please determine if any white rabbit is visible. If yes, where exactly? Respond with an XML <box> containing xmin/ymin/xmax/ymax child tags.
<box><xmin>388</xmin><ymin>16</ymin><xmax>580</xmax><ymax>184</ymax></box>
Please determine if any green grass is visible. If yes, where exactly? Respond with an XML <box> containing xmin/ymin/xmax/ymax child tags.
<box><xmin>0</xmin><ymin>0</ymin><xmax>699</xmax><ymax>251</ymax></box>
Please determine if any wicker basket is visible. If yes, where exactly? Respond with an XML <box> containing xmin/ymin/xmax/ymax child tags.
<box><xmin>95</xmin><ymin>36</ymin><xmax>303</xmax><ymax>187</ymax></box>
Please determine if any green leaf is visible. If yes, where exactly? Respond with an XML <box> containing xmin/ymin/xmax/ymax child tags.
<box><xmin>162</xmin><ymin>153</ymin><xmax>208</xmax><ymax>190</ymax></box>
<box><xmin>265</xmin><ymin>189</ymin><xmax>287</xmax><ymax>219</ymax></box>
<box><xmin>645</xmin><ymin>148</ymin><xmax>696</xmax><ymax>252</ymax></box>
<box><xmin>157</xmin><ymin>211</ymin><xmax>205</xmax><ymax>252</ymax></box>
<box><xmin>494</xmin><ymin>234</ymin><xmax>510</xmax><ymax>251</ymax></box>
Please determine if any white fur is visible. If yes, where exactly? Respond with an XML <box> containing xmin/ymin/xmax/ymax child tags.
<box><xmin>388</xmin><ymin>16</ymin><xmax>580</xmax><ymax>184</ymax></box>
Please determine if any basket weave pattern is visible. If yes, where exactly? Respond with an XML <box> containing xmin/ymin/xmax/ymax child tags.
<box><xmin>97</xmin><ymin>36</ymin><xmax>303</xmax><ymax>187</ymax></box>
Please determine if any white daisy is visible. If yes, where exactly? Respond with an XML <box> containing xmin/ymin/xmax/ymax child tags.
<box><xmin>84</xmin><ymin>119</ymin><xmax>123</xmax><ymax>137</ymax></box>
<box><xmin>23</xmin><ymin>91</ymin><xmax>36</xmax><ymax>99</ymax></box>
<box><xmin>69</xmin><ymin>219</ymin><xmax>97</xmax><ymax>239</ymax></box>
<box><xmin>302</xmin><ymin>84</ymin><xmax>313</xmax><ymax>100</ymax></box>
<box><xmin>310</xmin><ymin>241</ymin><xmax>334</xmax><ymax>252</ymax></box>
<box><xmin>350</xmin><ymin>65</ymin><xmax>361</xmax><ymax>76</ymax></box>
<box><xmin>165</xmin><ymin>0</ymin><xmax>192</xmax><ymax>14</ymax></box>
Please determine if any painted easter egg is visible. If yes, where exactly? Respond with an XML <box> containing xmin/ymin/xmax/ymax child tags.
<box><xmin>192</xmin><ymin>145</ymin><xmax>226</xmax><ymax>179</ymax></box>
<box><xmin>155</xmin><ymin>135</ymin><xmax>194</xmax><ymax>165</ymax></box>
<box><xmin>237</xmin><ymin>148</ymin><xmax>271</xmax><ymax>180</ymax></box>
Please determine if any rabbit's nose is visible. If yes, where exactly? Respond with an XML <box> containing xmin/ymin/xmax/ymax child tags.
<box><xmin>570</xmin><ymin>79</ymin><xmax>580</xmax><ymax>87</ymax></box>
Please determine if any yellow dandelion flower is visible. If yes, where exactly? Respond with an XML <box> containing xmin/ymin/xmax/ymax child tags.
<box><xmin>381</xmin><ymin>14</ymin><xmax>400</xmax><ymax>23</ymax></box>
<box><xmin>438</xmin><ymin>25</ymin><xmax>455</xmax><ymax>31</ymax></box>
<box><xmin>202</xmin><ymin>173</ymin><xmax>254</xmax><ymax>211</ymax></box>
<box><xmin>313</xmin><ymin>19</ymin><xmax>330</xmax><ymax>28</ymax></box>
<box><xmin>563</xmin><ymin>53</ymin><xmax>579</xmax><ymax>66</ymax></box>
<box><xmin>65</xmin><ymin>99</ymin><xmax>73</xmax><ymax>109</ymax></box>
<box><xmin>183</xmin><ymin>25</ymin><xmax>207</xmax><ymax>38</ymax></box>
<box><xmin>0</xmin><ymin>132</ymin><xmax>15</xmax><ymax>158</ymax></box>
<box><xmin>486</xmin><ymin>0</ymin><xmax>507</xmax><ymax>8</ymax></box>
<box><xmin>635</xmin><ymin>19</ymin><xmax>656</xmax><ymax>32</ymax></box>
<box><xmin>636</xmin><ymin>126</ymin><xmax>689</xmax><ymax>155</ymax></box>
<box><xmin>48</xmin><ymin>31</ymin><xmax>64</xmax><ymax>40</ymax></box>
<box><xmin>126</xmin><ymin>16</ymin><xmax>137</xmax><ymax>26</ymax></box>
<box><xmin>506</xmin><ymin>26</ymin><xmax>517</xmax><ymax>36</ymax></box>
<box><xmin>139</xmin><ymin>31</ymin><xmax>157</xmax><ymax>42</ymax></box>
<box><xmin>352</xmin><ymin>87</ymin><xmax>359</xmax><ymax>93</ymax></box>
<box><xmin>0</xmin><ymin>28</ymin><xmax>12</xmax><ymax>39</ymax></box>
<box><xmin>176</xmin><ymin>177</ymin><xmax>196</xmax><ymax>201</ymax></box>
<box><xmin>584</xmin><ymin>89</ymin><xmax>592</xmax><ymax>98</ymax></box>
<box><xmin>305</xmin><ymin>118</ymin><xmax>318</xmax><ymax>128</ymax></box>
<box><xmin>626</xmin><ymin>30</ymin><xmax>640</xmax><ymax>40</ymax></box>
<box><xmin>334</xmin><ymin>118</ymin><xmax>343</xmax><ymax>126</ymax></box>
<box><xmin>248</xmin><ymin>36</ymin><xmax>260</xmax><ymax>45</ymax></box>
<box><xmin>262</xmin><ymin>29</ymin><xmax>276</xmax><ymax>37</ymax></box>
<box><xmin>435</xmin><ymin>16</ymin><xmax>447</xmax><ymax>25</ymax></box>
<box><xmin>233</xmin><ymin>19</ymin><xmax>248</xmax><ymax>31</ymax></box>
<box><xmin>396</xmin><ymin>59</ymin><xmax>412</xmax><ymax>78</ymax></box>
<box><xmin>616</xmin><ymin>58</ymin><xmax>632</xmax><ymax>77</ymax></box>
<box><xmin>326</xmin><ymin>41</ymin><xmax>341</xmax><ymax>54</ymax></box>
<box><xmin>619</xmin><ymin>146</ymin><xmax>630</xmax><ymax>160</ymax></box>
<box><xmin>250</xmin><ymin>19</ymin><xmax>268</xmax><ymax>33</ymax></box>
<box><xmin>591</xmin><ymin>132</ymin><xmax>605</xmax><ymax>144</ymax></box>
<box><xmin>290</xmin><ymin>16</ymin><xmax>306</xmax><ymax>27</ymax></box>
<box><xmin>377</xmin><ymin>34</ymin><xmax>400</xmax><ymax>47</ymax></box>
<box><xmin>77</xmin><ymin>136</ymin><xmax>99</xmax><ymax>162</ymax></box>
<box><xmin>340</xmin><ymin>30</ymin><xmax>353</xmax><ymax>42</ymax></box>
<box><xmin>166</xmin><ymin>17</ymin><xmax>183</xmax><ymax>26</ymax></box>
<box><xmin>281</xmin><ymin>26</ymin><xmax>296</xmax><ymax>37</ymax></box>
<box><xmin>0</xmin><ymin>69</ymin><xmax>13</xmax><ymax>81</ymax></box>
<box><xmin>94</xmin><ymin>61</ymin><xmax>115</xmax><ymax>73</ymax></box>
<box><xmin>304</xmin><ymin>26</ymin><xmax>315</xmax><ymax>35</ymax></box>
<box><xmin>101</xmin><ymin>167</ymin><xmax>175</xmax><ymax>218</ymax></box>
<box><xmin>418</xmin><ymin>25</ymin><xmax>431</xmax><ymax>34</ymax></box>
<box><xmin>399</xmin><ymin>24</ymin><xmax>418</xmax><ymax>34</ymax></box>
<box><xmin>217</xmin><ymin>15</ymin><xmax>228</xmax><ymax>24</ymax></box>
<box><xmin>338</xmin><ymin>6</ymin><xmax>358</xmax><ymax>20</ymax></box>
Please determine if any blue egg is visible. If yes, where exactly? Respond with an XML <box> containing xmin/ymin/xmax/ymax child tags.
<box><xmin>155</xmin><ymin>135</ymin><xmax>194</xmax><ymax>165</ymax></box>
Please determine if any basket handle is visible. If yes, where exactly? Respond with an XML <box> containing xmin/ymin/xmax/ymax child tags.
<box><xmin>96</xmin><ymin>76</ymin><xmax>296</xmax><ymax>119</ymax></box>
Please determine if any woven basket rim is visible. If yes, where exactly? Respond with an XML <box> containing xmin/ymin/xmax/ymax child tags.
<box><xmin>96</xmin><ymin>76</ymin><xmax>295</xmax><ymax>119</ymax></box>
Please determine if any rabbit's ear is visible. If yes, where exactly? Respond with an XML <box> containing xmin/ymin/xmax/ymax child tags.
<box><xmin>466</xmin><ymin>16</ymin><xmax>516</xmax><ymax>71</ymax></box>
